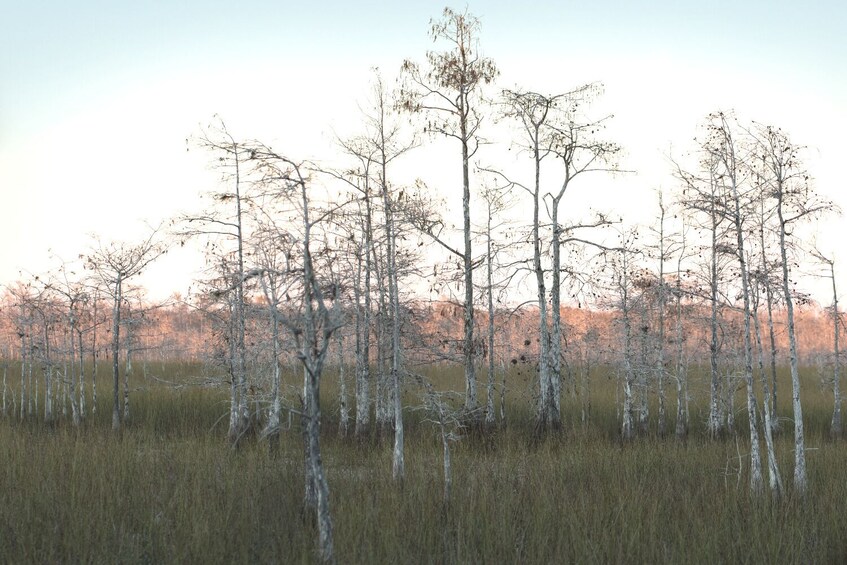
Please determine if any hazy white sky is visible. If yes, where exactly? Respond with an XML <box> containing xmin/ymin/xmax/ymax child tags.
<box><xmin>2</xmin><ymin>0</ymin><xmax>845</xmax><ymax>301</ymax></box>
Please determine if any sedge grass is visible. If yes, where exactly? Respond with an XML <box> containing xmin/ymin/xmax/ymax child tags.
<box><xmin>0</xmin><ymin>361</ymin><xmax>845</xmax><ymax>563</ymax></box>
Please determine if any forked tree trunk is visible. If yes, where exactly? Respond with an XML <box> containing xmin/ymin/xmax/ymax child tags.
<box><xmin>752</xmin><ymin>281</ymin><xmax>783</xmax><ymax>497</ymax></box>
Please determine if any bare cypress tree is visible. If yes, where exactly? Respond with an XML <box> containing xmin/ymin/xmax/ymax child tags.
<box><xmin>8</xmin><ymin>283</ymin><xmax>34</xmax><ymax>420</ymax></box>
<box><xmin>810</xmin><ymin>249</ymin><xmax>842</xmax><ymax>437</ymax></box>
<box><xmin>183</xmin><ymin>118</ymin><xmax>253</xmax><ymax>445</ymax></box>
<box><xmin>335</xmin><ymin>73</ymin><xmax>415</xmax><ymax>474</ymax></box>
<box><xmin>399</xmin><ymin>7</ymin><xmax>498</xmax><ymax>413</ymax></box>
<box><xmin>653</xmin><ymin>193</ymin><xmax>669</xmax><ymax>437</ymax></box>
<box><xmin>671</xmin><ymin>220</ymin><xmax>690</xmax><ymax>439</ymax></box>
<box><xmin>247</xmin><ymin>146</ymin><xmax>340</xmax><ymax>562</ymax></box>
<box><xmin>544</xmin><ymin>86</ymin><xmax>619</xmax><ymax>431</ymax></box>
<box><xmin>752</xmin><ymin>123</ymin><xmax>836</xmax><ymax>495</ymax></box>
<box><xmin>608</xmin><ymin>231</ymin><xmax>639</xmax><ymax>441</ymax></box>
<box><xmin>477</xmin><ymin>181</ymin><xmax>514</xmax><ymax>427</ymax></box>
<box><xmin>675</xmin><ymin>151</ymin><xmax>730</xmax><ymax>438</ymax></box>
<box><xmin>497</xmin><ymin>86</ymin><xmax>619</xmax><ymax>431</ymax></box>
<box><xmin>248</xmin><ymin>219</ymin><xmax>299</xmax><ymax>450</ymax></box>
<box><xmin>86</xmin><ymin>229</ymin><xmax>165</xmax><ymax>431</ymax></box>
<box><xmin>747</xmin><ymin>199</ymin><xmax>783</xmax><ymax>497</ymax></box>
<box><xmin>705</xmin><ymin>112</ymin><xmax>763</xmax><ymax>494</ymax></box>
<box><xmin>46</xmin><ymin>260</ymin><xmax>88</xmax><ymax>426</ymax></box>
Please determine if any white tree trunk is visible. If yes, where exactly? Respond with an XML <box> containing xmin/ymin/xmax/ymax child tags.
<box><xmin>337</xmin><ymin>331</ymin><xmax>348</xmax><ymax>437</ymax></box>
<box><xmin>707</xmin><ymin>189</ymin><xmax>723</xmax><ymax>438</ymax></box>
<box><xmin>111</xmin><ymin>275</ymin><xmax>122</xmax><ymax>431</ymax></box>
<box><xmin>728</xmin><ymin>154</ymin><xmax>763</xmax><ymax>495</ymax></box>
<box><xmin>830</xmin><ymin>262</ymin><xmax>842</xmax><ymax>437</ymax></box>
<box><xmin>78</xmin><ymin>329</ymin><xmax>86</xmax><ymax>418</ymax></box>
<box><xmin>777</xmin><ymin>190</ymin><xmax>807</xmax><ymax>495</ymax></box>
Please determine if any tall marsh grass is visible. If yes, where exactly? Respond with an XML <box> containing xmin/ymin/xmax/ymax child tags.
<box><xmin>0</xmin><ymin>361</ymin><xmax>845</xmax><ymax>563</ymax></box>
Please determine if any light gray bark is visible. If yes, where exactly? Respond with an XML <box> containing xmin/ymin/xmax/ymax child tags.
<box><xmin>92</xmin><ymin>294</ymin><xmax>98</xmax><ymax>415</ymax></box>
<box><xmin>718</xmin><ymin>114</ymin><xmax>763</xmax><ymax>494</ymax></box>
<box><xmin>776</xmin><ymin>180</ymin><xmax>807</xmax><ymax>495</ymax></box>
<box><xmin>111</xmin><ymin>274</ymin><xmax>122</xmax><ymax>430</ymax></box>
<box><xmin>707</xmin><ymin>172</ymin><xmax>723</xmax><ymax>438</ymax></box>
<box><xmin>656</xmin><ymin>195</ymin><xmax>667</xmax><ymax>437</ymax></box>
<box><xmin>78</xmin><ymin>328</ymin><xmax>85</xmax><ymax>418</ymax></box>
<box><xmin>825</xmin><ymin>259</ymin><xmax>841</xmax><ymax>437</ymax></box>
<box><xmin>674</xmin><ymin>227</ymin><xmax>688</xmax><ymax>439</ymax></box>
<box><xmin>750</xmin><ymin>256</ymin><xmax>783</xmax><ymax>497</ymax></box>
<box><xmin>337</xmin><ymin>331</ymin><xmax>348</xmax><ymax>437</ymax></box>
<box><xmin>618</xmin><ymin>247</ymin><xmax>636</xmax><ymax>441</ymax></box>
<box><xmin>485</xmin><ymin>214</ymin><xmax>496</xmax><ymax>427</ymax></box>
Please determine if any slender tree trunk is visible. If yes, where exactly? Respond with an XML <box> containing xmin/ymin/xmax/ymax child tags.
<box><xmin>92</xmin><ymin>296</ymin><xmax>98</xmax><ymax>415</ymax></box>
<box><xmin>70</xmin><ymin>320</ymin><xmax>80</xmax><ymax>426</ymax></box>
<box><xmin>19</xmin><ymin>324</ymin><xmax>25</xmax><ymax>421</ymax></box>
<box><xmin>123</xmin><ymin>335</ymin><xmax>130</xmax><ymax>422</ymax></box>
<box><xmin>438</xmin><ymin>401</ymin><xmax>452</xmax><ymax>504</ymax></box>
<box><xmin>78</xmin><ymin>329</ymin><xmax>86</xmax><ymax>418</ymax></box>
<box><xmin>460</xmin><ymin>108</ymin><xmax>477</xmax><ymax>414</ymax></box>
<box><xmin>266</xmin><ymin>333</ymin><xmax>281</xmax><ymax>450</ymax></box>
<box><xmin>728</xmin><ymin>158</ymin><xmax>763</xmax><ymax>494</ymax></box>
<box><xmin>499</xmin><ymin>358</ymin><xmax>507</xmax><ymax>425</ymax></box>
<box><xmin>620</xmin><ymin>265</ymin><xmax>635</xmax><ymax>441</ymax></box>
<box><xmin>43</xmin><ymin>322</ymin><xmax>53</xmax><ymax>424</ymax></box>
<box><xmin>354</xmin><ymin>240</ymin><xmax>371</xmax><ymax>437</ymax></box>
<box><xmin>299</xmin><ymin>181</ymin><xmax>335</xmax><ymax>563</ymax></box>
<box><xmin>111</xmin><ymin>275</ymin><xmax>122</xmax><ymax>431</ymax></box>
<box><xmin>531</xmin><ymin>138</ymin><xmax>552</xmax><ymax>431</ymax></box>
<box><xmin>485</xmin><ymin>207</ymin><xmax>496</xmax><ymax>427</ymax></box>
<box><xmin>657</xmin><ymin>197</ymin><xmax>667</xmax><ymax>437</ymax></box>
<box><xmin>337</xmin><ymin>331</ymin><xmax>348</xmax><ymax>437</ymax></box>
<box><xmin>260</xmin><ymin>276</ymin><xmax>281</xmax><ymax>451</ymax></box>
<box><xmin>373</xmin><ymin>252</ymin><xmax>390</xmax><ymax>434</ymax></box>
<box><xmin>708</xmin><ymin>190</ymin><xmax>723</xmax><ymax>438</ymax></box>
<box><xmin>1</xmin><ymin>362</ymin><xmax>6</xmax><ymax>418</ymax></box>
<box><xmin>830</xmin><ymin>262</ymin><xmax>842</xmax><ymax>438</ymax></box>
<box><xmin>765</xmin><ymin>287</ymin><xmax>780</xmax><ymax>431</ymax></box>
<box><xmin>548</xmin><ymin>202</ymin><xmax>563</xmax><ymax>430</ymax></box>
<box><xmin>360</xmin><ymin>193</ymin><xmax>375</xmax><ymax>436</ymax></box>
<box><xmin>777</xmin><ymin>189</ymin><xmax>807</xmax><ymax>495</ymax></box>
<box><xmin>674</xmin><ymin>267</ymin><xmax>687</xmax><ymax>439</ymax></box>
<box><xmin>752</xmin><ymin>282</ymin><xmax>783</xmax><ymax>497</ymax></box>
<box><xmin>375</xmin><ymin>113</ymin><xmax>404</xmax><ymax>479</ymax></box>
<box><xmin>63</xmin><ymin>357</ymin><xmax>69</xmax><ymax>418</ymax></box>
<box><xmin>302</xmin><ymin>365</ymin><xmax>316</xmax><ymax>509</ymax></box>
<box><xmin>125</xmin><ymin>322</ymin><xmax>133</xmax><ymax>376</ymax></box>
<box><xmin>637</xmin><ymin>301</ymin><xmax>650</xmax><ymax>435</ymax></box>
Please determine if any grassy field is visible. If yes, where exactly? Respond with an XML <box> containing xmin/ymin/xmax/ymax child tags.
<box><xmin>0</xmin><ymin>361</ymin><xmax>845</xmax><ymax>563</ymax></box>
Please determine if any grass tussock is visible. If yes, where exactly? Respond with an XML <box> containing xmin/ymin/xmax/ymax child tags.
<box><xmin>0</xmin><ymin>361</ymin><xmax>845</xmax><ymax>563</ymax></box>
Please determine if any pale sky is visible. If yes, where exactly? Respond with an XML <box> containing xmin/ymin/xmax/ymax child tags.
<box><xmin>2</xmin><ymin>0</ymin><xmax>845</xmax><ymax>302</ymax></box>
